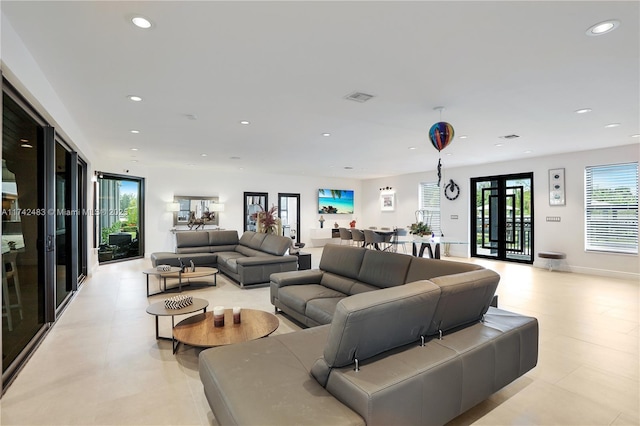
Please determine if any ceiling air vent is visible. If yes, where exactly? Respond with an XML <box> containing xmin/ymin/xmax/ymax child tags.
<box><xmin>344</xmin><ymin>91</ymin><xmax>374</xmax><ymax>103</ymax></box>
<box><xmin>499</xmin><ymin>134</ymin><xmax>520</xmax><ymax>140</ymax></box>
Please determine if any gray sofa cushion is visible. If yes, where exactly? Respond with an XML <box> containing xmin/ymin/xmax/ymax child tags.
<box><xmin>427</xmin><ymin>268</ymin><xmax>500</xmax><ymax>335</ymax></box>
<box><xmin>239</xmin><ymin>231</ymin><xmax>267</xmax><ymax>250</ymax></box>
<box><xmin>320</xmin><ymin>272</ymin><xmax>357</xmax><ymax>295</ymax></box>
<box><xmin>278</xmin><ymin>284</ymin><xmax>347</xmax><ymax>316</ymax></box>
<box><xmin>175</xmin><ymin>231</ymin><xmax>210</xmax><ymax>251</ymax></box>
<box><xmin>306</xmin><ymin>297</ymin><xmax>345</xmax><ymax>325</ymax></box>
<box><xmin>208</xmin><ymin>230</ymin><xmax>239</xmax><ymax>246</ymax></box>
<box><xmin>260</xmin><ymin>233</ymin><xmax>292</xmax><ymax>256</ymax></box>
<box><xmin>405</xmin><ymin>257</ymin><xmax>482</xmax><ymax>283</ymax></box>
<box><xmin>235</xmin><ymin>245</ymin><xmax>263</xmax><ymax>257</ymax></box>
<box><xmin>319</xmin><ymin>245</ymin><xmax>366</xmax><ymax>280</ymax></box>
<box><xmin>320</xmin><ymin>281</ymin><xmax>442</xmax><ymax>369</ymax></box>
<box><xmin>356</xmin><ymin>249</ymin><xmax>412</xmax><ymax>289</ymax></box>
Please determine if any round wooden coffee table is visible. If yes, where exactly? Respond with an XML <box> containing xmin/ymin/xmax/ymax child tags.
<box><xmin>173</xmin><ymin>308</ymin><xmax>279</xmax><ymax>351</ymax></box>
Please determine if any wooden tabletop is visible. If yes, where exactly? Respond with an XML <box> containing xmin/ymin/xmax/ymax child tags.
<box><xmin>162</xmin><ymin>267</ymin><xmax>219</xmax><ymax>279</ymax></box>
<box><xmin>173</xmin><ymin>309</ymin><xmax>279</xmax><ymax>348</ymax></box>
<box><xmin>142</xmin><ymin>266</ymin><xmax>182</xmax><ymax>276</ymax></box>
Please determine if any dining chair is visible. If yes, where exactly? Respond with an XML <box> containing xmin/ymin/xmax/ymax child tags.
<box><xmin>338</xmin><ymin>227</ymin><xmax>353</xmax><ymax>245</ymax></box>
<box><xmin>350</xmin><ymin>228</ymin><xmax>365</xmax><ymax>247</ymax></box>
<box><xmin>364</xmin><ymin>229</ymin><xmax>388</xmax><ymax>250</ymax></box>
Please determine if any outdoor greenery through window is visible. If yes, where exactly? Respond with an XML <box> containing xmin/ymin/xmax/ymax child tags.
<box><xmin>585</xmin><ymin>162</ymin><xmax>638</xmax><ymax>254</ymax></box>
<box><xmin>418</xmin><ymin>182</ymin><xmax>440</xmax><ymax>235</ymax></box>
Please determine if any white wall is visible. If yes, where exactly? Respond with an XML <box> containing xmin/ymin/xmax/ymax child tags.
<box><xmin>92</xmin><ymin>157</ymin><xmax>362</xmax><ymax>256</ymax></box>
<box><xmin>362</xmin><ymin>144</ymin><xmax>639</xmax><ymax>279</ymax></box>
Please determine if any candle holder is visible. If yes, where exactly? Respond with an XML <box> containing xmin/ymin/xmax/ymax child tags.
<box><xmin>213</xmin><ymin>306</ymin><xmax>225</xmax><ymax>327</ymax></box>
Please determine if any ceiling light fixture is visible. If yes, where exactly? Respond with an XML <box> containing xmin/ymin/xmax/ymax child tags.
<box><xmin>574</xmin><ymin>108</ymin><xmax>592</xmax><ymax>114</ymax></box>
<box><xmin>408</xmin><ymin>147</ymin><xmax>416</xmax><ymax>150</ymax></box>
<box><xmin>20</xmin><ymin>142</ymin><xmax>33</xmax><ymax>148</ymax></box>
<box><xmin>131</xmin><ymin>16</ymin><xmax>152</xmax><ymax>29</ymax></box>
<box><xmin>128</xmin><ymin>95</ymin><xmax>142</xmax><ymax>102</ymax></box>
<box><xmin>604</xmin><ymin>123</ymin><xmax>621</xmax><ymax>128</ymax></box>
<box><xmin>631</xmin><ymin>134</ymin><xmax>640</xmax><ymax>138</ymax></box>
<box><xmin>458</xmin><ymin>135</ymin><xmax>468</xmax><ymax>139</ymax></box>
<box><xmin>240</xmin><ymin>120</ymin><xmax>250</xmax><ymax>125</ymax></box>
<box><xmin>200</xmin><ymin>153</ymin><xmax>208</xmax><ymax>157</ymax></box>
<box><xmin>495</xmin><ymin>143</ymin><xmax>504</xmax><ymax>147</ymax></box>
<box><xmin>586</xmin><ymin>19</ymin><xmax>620</xmax><ymax>36</ymax></box>
<box><xmin>130</xmin><ymin>130</ymin><xmax>140</xmax><ymax>134</ymax></box>
<box><xmin>131</xmin><ymin>148</ymin><xmax>139</xmax><ymax>151</ymax></box>
<box><xmin>524</xmin><ymin>150</ymin><xmax>533</xmax><ymax>154</ymax></box>
<box><xmin>322</xmin><ymin>133</ymin><xmax>331</xmax><ymax>137</ymax></box>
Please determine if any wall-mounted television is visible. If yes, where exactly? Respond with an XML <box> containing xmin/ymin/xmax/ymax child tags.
<box><xmin>318</xmin><ymin>189</ymin><xmax>354</xmax><ymax>214</ymax></box>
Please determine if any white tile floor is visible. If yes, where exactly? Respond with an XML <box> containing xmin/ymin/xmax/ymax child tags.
<box><xmin>1</xmin><ymin>247</ymin><xmax>638</xmax><ymax>425</ymax></box>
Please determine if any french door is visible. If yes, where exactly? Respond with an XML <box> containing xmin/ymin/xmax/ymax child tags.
<box><xmin>471</xmin><ymin>173</ymin><xmax>534</xmax><ymax>263</ymax></box>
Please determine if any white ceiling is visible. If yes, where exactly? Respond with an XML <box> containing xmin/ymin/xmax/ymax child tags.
<box><xmin>2</xmin><ymin>1</ymin><xmax>639</xmax><ymax>179</ymax></box>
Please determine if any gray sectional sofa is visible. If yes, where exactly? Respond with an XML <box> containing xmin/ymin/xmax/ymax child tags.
<box><xmin>199</xmin><ymin>245</ymin><xmax>539</xmax><ymax>425</ymax></box>
<box><xmin>151</xmin><ymin>230</ymin><xmax>297</xmax><ymax>287</ymax></box>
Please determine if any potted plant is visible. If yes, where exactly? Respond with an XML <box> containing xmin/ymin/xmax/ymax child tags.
<box><xmin>409</xmin><ymin>222</ymin><xmax>431</xmax><ymax>237</ymax></box>
<box><xmin>252</xmin><ymin>204</ymin><xmax>281</xmax><ymax>234</ymax></box>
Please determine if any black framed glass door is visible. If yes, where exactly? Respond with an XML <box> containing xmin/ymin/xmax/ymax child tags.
<box><xmin>278</xmin><ymin>193</ymin><xmax>300</xmax><ymax>242</ymax></box>
<box><xmin>96</xmin><ymin>173</ymin><xmax>144</xmax><ymax>264</ymax></box>
<box><xmin>471</xmin><ymin>173</ymin><xmax>534</xmax><ymax>263</ymax></box>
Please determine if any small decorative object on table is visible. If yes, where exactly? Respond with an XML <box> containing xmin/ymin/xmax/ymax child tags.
<box><xmin>164</xmin><ymin>294</ymin><xmax>193</xmax><ymax>310</ymax></box>
<box><xmin>156</xmin><ymin>264</ymin><xmax>172</xmax><ymax>272</ymax></box>
<box><xmin>213</xmin><ymin>306</ymin><xmax>225</xmax><ymax>327</ymax></box>
<box><xmin>233</xmin><ymin>307</ymin><xmax>242</xmax><ymax>324</ymax></box>
<box><xmin>190</xmin><ymin>260</ymin><xmax>195</xmax><ymax>272</ymax></box>
<box><xmin>349</xmin><ymin>220</ymin><xmax>356</xmax><ymax>228</ymax></box>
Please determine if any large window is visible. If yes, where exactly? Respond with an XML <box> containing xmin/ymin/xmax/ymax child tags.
<box><xmin>418</xmin><ymin>182</ymin><xmax>440</xmax><ymax>235</ymax></box>
<box><xmin>585</xmin><ymin>163</ymin><xmax>638</xmax><ymax>254</ymax></box>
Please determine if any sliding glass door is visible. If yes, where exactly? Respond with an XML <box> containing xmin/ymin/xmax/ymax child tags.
<box><xmin>2</xmin><ymin>81</ymin><xmax>88</xmax><ymax>387</ymax></box>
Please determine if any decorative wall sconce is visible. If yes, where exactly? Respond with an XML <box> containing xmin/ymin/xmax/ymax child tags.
<box><xmin>166</xmin><ymin>202</ymin><xmax>180</xmax><ymax>212</ymax></box>
<box><xmin>379</xmin><ymin>186</ymin><xmax>393</xmax><ymax>191</ymax></box>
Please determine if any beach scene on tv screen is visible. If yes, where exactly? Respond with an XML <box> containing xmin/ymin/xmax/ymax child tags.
<box><xmin>318</xmin><ymin>189</ymin><xmax>354</xmax><ymax>214</ymax></box>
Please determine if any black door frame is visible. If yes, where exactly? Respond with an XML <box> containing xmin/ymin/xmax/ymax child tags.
<box><xmin>277</xmin><ymin>193</ymin><xmax>301</xmax><ymax>241</ymax></box>
<box><xmin>471</xmin><ymin>172</ymin><xmax>534</xmax><ymax>264</ymax></box>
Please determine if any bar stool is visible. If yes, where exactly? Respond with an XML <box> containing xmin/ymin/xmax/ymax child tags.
<box><xmin>2</xmin><ymin>251</ymin><xmax>23</xmax><ymax>331</ymax></box>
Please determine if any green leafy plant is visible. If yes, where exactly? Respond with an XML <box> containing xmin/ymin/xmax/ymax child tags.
<box><xmin>409</xmin><ymin>222</ymin><xmax>431</xmax><ymax>237</ymax></box>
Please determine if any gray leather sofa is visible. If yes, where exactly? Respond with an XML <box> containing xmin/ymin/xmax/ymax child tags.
<box><xmin>199</xmin><ymin>245</ymin><xmax>539</xmax><ymax>425</ymax></box>
<box><xmin>270</xmin><ymin>244</ymin><xmax>489</xmax><ymax>327</ymax></box>
<box><xmin>151</xmin><ymin>230</ymin><xmax>297</xmax><ymax>287</ymax></box>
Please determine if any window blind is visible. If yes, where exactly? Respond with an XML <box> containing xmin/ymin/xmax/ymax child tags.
<box><xmin>419</xmin><ymin>182</ymin><xmax>441</xmax><ymax>235</ymax></box>
<box><xmin>585</xmin><ymin>162</ymin><xmax>638</xmax><ymax>254</ymax></box>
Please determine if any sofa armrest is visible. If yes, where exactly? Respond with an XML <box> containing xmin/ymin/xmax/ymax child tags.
<box><xmin>270</xmin><ymin>269</ymin><xmax>325</xmax><ymax>305</ymax></box>
<box><xmin>236</xmin><ymin>254</ymin><xmax>298</xmax><ymax>266</ymax></box>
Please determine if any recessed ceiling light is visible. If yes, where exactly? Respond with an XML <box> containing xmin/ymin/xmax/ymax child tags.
<box><xmin>408</xmin><ymin>147</ymin><xmax>416</xmax><ymax>150</ymax></box>
<box><xmin>586</xmin><ymin>19</ymin><xmax>620</xmax><ymax>36</ymax></box>
<box><xmin>445</xmin><ymin>153</ymin><xmax>452</xmax><ymax>156</ymax></box>
<box><xmin>458</xmin><ymin>135</ymin><xmax>468</xmax><ymax>139</ymax></box>
<box><xmin>344</xmin><ymin>166</ymin><xmax>353</xmax><ymax>170</ymax></box>
<box><xmin>495</xmin><ymin>143</ymin><xmax>504</xmax><ymax>147</ymax></box>
<box><xmin>131</xmin><ymin>160</ymin><xmax>139</xmax><ymax>163</ymax></box>
<box><xmin>631</xmin><ymin>134</ymin><xmax>640</xmax><ymax>138</ymax></box>
<box><xmin>20</xmin><ymin>143</ymin><xmax>33</xmax><ymax>148</ymax></box>
<box><xmin>239</xmin><ymin>120</ymin><xmax>250</xmax><ymax>125</ymax></box>
<box><xmin>230</xmin><ymin>156</ymin><xmax>241</xmax><ymax>160</ymax></box>
<box><xmin>200</xmin><ymin>153</ymin><xmax>208</xmax><ymax>157</ymax></box>
<box><xmin>524</xmin><ymin>150</ymin><xmax>533</xmax><ymax>154</ymax></box>
<box><xmin>322</xmin><ymin>133</ymin><xmax>331</xmax><ymax>137</ymax></box>
<box><xmin>131</xmin><ymin>16</ymin><xmax>152</xmax><ymax>29</ymax></box>
<box><xmin>574</xmin><ymin>108</ymin><xmax>592</xmax><ymax>114</ymax></box>
<box><xmin>131</xmin><ymin>148</ymin><xmax>139</xmax><ymax>151</ymax></box>
<box><xmin>130</xmin><ymin>130</ymin><xmax>140</xmax><ymax>134</ymax></box>
<box><xmin>604</xmin><ymin>123</ymin><xmax>621</xmax><ymax>128</ymax></box>
<box><xmin>186</xmin><ymin>114</ymin><xmax>198</xmax><ymax>121</ymax></box>
<box><xmin>128</xmin><ymin>95</ymin><xmax>142</xmax><ymax>102</ymax></box>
